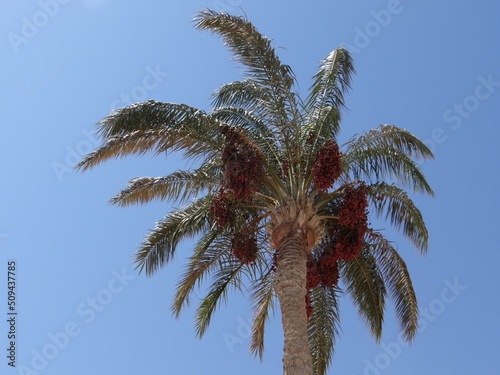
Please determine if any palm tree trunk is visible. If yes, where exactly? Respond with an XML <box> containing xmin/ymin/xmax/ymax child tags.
<box><xmin>275</xmin><ymin>230</ymin><xmax>313</xmax><ymax>375</ymax></box>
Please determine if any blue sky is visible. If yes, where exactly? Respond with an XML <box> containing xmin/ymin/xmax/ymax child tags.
<box><xmin>1</xmin><ymin>1</ymin><xmax>499</xmax><ymax>374</ymax></box>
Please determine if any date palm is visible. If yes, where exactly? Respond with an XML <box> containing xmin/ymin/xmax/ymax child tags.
<box><xmin>77</xmin><ymin>10</ymin><xmax>433</xmax><ymax>375</ymax></box>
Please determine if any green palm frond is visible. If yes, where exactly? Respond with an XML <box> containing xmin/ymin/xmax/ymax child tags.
<box><xmin>75</xmin><ymin>128</ymin><xmax>171</xmax><ymax>172</ymax></box>
<box><xmin>249</xmin><ymin>265</ymin><xmax>276</xmax><ymax>359</ymax></box>
<box><xmin>342</xmin><ymin>145</ymin><xmax>434</xmax><ymax>195</ymax></box>
<box><xmin>342</xmin><ymin>125</ymin><xmax>434</xmax><ymax>194</ymax></box>
<box><xmin>211</xmin><ymin>106</ymin><xmax>275</xmax><ymax>143</ymax></box>
<box><xmin>134</xmin><ymin>197</ymin><xmax>211</xmax><ymax>276</ymax></box>
<box><xmin>369</xmin><ymin>232</ymin><xmax>419</xmax><ymax>342</ymax></box>
<box><xmin>173</xmin><ymin>231</ymin><xmax>229</xmax><ymax>316</ymax></box>
<box><xmin>367</xmin><ymin>182</ymin><xmax>429</xmax><ymax>252</ymax></box>
<box><xmin>97</xmin><ymin>101</ymin><xmax>215</xmax><ymax>141</ymax></box>
<box><xmin>194</xmin><ymin>10</ymin><xmax>300</xmax><ymax>136</ymax></box>
<box><xmin>194</xmin><ymin>259</ymin><xmax>244</xmax><ymax>337</ymax></box>
<box><xmin>194</xmin><ymin>10</ymin><xmax>295</xmax><ymax>94</ymax></box>
<box><xmin>344</xmin><ymin>125</ymin><xmax>434</xmax><ymax>161</ymax></box>
<box><xmin>172</xmin><ymin>215</ymin><xmax>269</xmax><ymax>316</ymax></box>
<box><xmin>304</xmin><ymin>47</ymin><xmax>354</xmax><ymax>141</ymax></box>
<box><xmin>110</xmin><ymin>163</ymin><xmax>221</xmax><ymax>206</ymax></box>
<box><xmin>308</xmin><ymin>286</ymin><xmax>341</xmax><ymax>375</ymax></box>
<box><xmin>178</xmin><ymin>227</ymin><xmax>271</xmax><ymax>339</ymax></box>
<box><xmin>341</xmin><ymin>250</ymin><xmax>386</xmax><ymax>341</ymax></box>
<box><xmin>77</xmin><ymin>101</ymin><xmax>225</xmax><ymax>172</ymax></box>
<box><xmin>211</xmin><ymin>80</ymin><xmax>272</xmax><ymax>113</ymax></box>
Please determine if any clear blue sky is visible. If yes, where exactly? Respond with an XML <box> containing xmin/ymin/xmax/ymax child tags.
<box><xmin>1</xmin><ymin>1</ymin><xmax>499</xmax><ymax>374</ymax></box>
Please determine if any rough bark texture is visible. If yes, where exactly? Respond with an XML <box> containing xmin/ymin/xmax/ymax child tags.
<box><xmin>267</xmin><ymin>195</ymin><xmax>322</xmax><ymax>375</ymax></box>
<box><xmin>268</xmin><ymin>197</ymin><xmax>321</xmax><ymax>375</ymax></box>
<box><xmin>275</xmin><ymin>232</ymin><xmax>313</xmax><ymax>375</ymax></box>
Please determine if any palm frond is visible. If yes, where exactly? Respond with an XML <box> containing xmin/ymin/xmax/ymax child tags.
<box><xmin>344</xmin><ymin>125</ymin><xmax>434</xmax><ymax>161</ymax></box>
<box><xmin>110</xmin><ymin>163</ymin><xmax>221</xmax><ymax>206</ymax></box>
<box><xmin>308</xmin><ymin>286</ymin><xmax>341</xmax><ymax>375</ymax></box>
<box><xmin>304</xmin><ymin>48</ymin><xmax>354</xmax><ymax>141</ymax></box>
<box><xmin>194</xmin><ymin>259</ymin><xmax>244</xmax><ymax>337</ymax></box>
<box><xmin>173</xmin><ymin>214</ymin><xmax>270</xmax><ymax>319</ymax></box>
<box><xmin>172</xmin><ymin>231</ymin><xmax>229</xmax><ymax>316</ymax></box>
<box><xmin>341</xmin><ymin>249</ymin><xmax>386</xmax><ymax>341</ymax></box>
<box><xmin>211</xmin><ymin>80</ymin><xmax>272</xmax><ymax>114</ymax></box>
<box><xmin>77</xmin><ymin>101</ymin><xmax>225</xmax><ymax>172</ymax></box>
<box><xmin>249</xmin><ymin>266</ymin><xmax>276</xmax><ymax>359</ymax></box>
<box><xmin>75</xmin><ymin>128</ymin><xmax>171</xmax><ymax>172</ymax></box>
<box><xmin>97</xmin><ymin>101</ymin><xmax>214</xmax><ymax>140</ymax></box>
<box><xmin>369</xmin><ymin>232</ymin><xmax>419</xmax><ymax>342</ymax></box>
<box><xmin>342</xmin><ymin>146</ymin><xmax>434</xmax><ymax>195</ymax></box>
<box><xmin>134</xmin><ymin>197</ymin><xmax>211</xmax><ymax>276</ymax></box>
<box><xmin>367</xmin><ymin>182</ymin><xmax>429</xmax><ymax>253</ymax></box>
<box><xmin>194</xmin><ymin>10</ymin><xmax>300</xmax><ymax>135</ymax></box>
<box><xmin>194</xmin><ymin>10</ymin><xmax>295</xmax><ymax>95</ymax></box>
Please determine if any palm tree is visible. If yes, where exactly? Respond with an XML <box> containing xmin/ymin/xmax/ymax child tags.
<box><xmin>77</xmin><ymin>10</ymin><xmax>433</xmax><ymax>375</ymax></box>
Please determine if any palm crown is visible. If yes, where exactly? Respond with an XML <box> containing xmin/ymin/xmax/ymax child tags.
<box><xmin>77</xmin><ymin>10</ymin><xmax>433</xmax><ymax>375</ymax></box>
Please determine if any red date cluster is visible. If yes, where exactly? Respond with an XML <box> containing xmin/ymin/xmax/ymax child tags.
<box><xmin>231</xmin><ymin>230</ymin><xmax>258</xmax><ymax>264</ymax></box>
<box><xmin>317</xmin><ymin>254</ymin><xmax>340</xmax><ymax>288</ymax></box>
<box><xmin>305</xmin><ymin>252</ymin><xmax>340</xmax><ymax>320</ymax></box>
<box><xmin>333</xmin><ymin>183</ymin><xmax>369</xmax><ymax>259</ymax></box>
<box><xmin>306</xmin><ymin>252</ymin><xmax>339</xmax><ymax>290</ymax></box>
<box><xmin>221</xmin><ymin>126</ymin><xmax>264</xmax><ymax>201</ymax></box>
<box><xmin>210</xmin><ymin>188</ymin><xmax>234</xmax><ymax>229</ymax></box>
<box><xmin>210</xmin><ymin>127</ymin><xmax>264</xmax><ymax>230</ymax></box>
<box><xmin>304</xmin><ymin>184</ymin><xmax>368</xmax><ymax>319</ymax></box>
<box><xmin>312</xmin><ymin>139</ymin><xmax>342</xmax><ymax>193</ymax></box>
<box><xmin>306</xmin><ymin>254</ymin><xmax>322</xmax><ymax>289</ymax></box>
